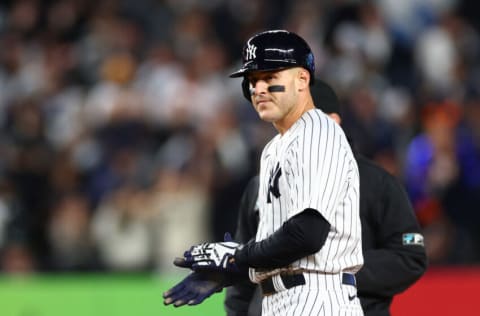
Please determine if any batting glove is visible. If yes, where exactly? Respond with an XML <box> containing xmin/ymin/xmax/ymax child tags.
<box><xmin>175</xmin><ymin>232</ymin><xmax>241</xmax><ymax>273</ymax></box>
<box><xmin>163</xmin><ymin>271</ymin><xmax>226</xmax><ymax>307</ymax></box>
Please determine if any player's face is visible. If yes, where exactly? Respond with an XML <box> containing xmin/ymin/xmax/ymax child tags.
<box><xmin>247</xmin><ymin>69</ymin><xmax>298</xmax><ymax>123</ymax></box>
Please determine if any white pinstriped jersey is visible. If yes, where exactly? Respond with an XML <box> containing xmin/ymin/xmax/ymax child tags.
<box><xmin>250</xmin><ymin>109</ymin><xmax>363</xmax><ymax>283</ymax></box>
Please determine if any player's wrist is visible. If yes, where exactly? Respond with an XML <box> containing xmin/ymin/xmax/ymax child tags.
<box><xmin>233</xmin><ymin>243</ymin><xmax>249</xmax><ymax>268</ymax></box>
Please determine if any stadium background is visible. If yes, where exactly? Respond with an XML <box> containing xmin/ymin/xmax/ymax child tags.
<box><xmin>0</xmin><ymin>0</ymin><xmax>479</xmax><ymax>315</ymax></box>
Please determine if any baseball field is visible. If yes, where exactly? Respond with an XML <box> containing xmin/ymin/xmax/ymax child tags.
<box><xmin>1</xmin><ymin>267</ymin><xmax>479</xmax><ymax>315</ymax></box>
<box><xmin>0</xmin><ymin>274</ymin><xmax>224</xmax><ymax>316</ymax></box>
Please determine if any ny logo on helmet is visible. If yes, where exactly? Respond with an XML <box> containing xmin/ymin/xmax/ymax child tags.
<box><xmin>245</xmin><ymin>43</ymin><xmax>257</xmax><ymax>61</ymax></box>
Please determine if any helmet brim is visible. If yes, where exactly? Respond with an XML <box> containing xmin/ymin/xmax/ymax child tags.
<box><xmin>229</xmin><ymin>61</ymin><xmax>298</xmax><ymax>78</ymax></box>
<box><xmin>229</xmin><ymin>67</ymin><xmax>249</xmax><ymax>78</ymax></box>
<box><xmin>229</xmin><ymin>64</ymin><xmax>315</xmax><ymax>85</ymax></box>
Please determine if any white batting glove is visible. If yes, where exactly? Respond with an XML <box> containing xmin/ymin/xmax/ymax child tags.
<box><xmin>183</xmin><ymin>233</ymin><xmax>241</xmax><ymax>273</ymax></box>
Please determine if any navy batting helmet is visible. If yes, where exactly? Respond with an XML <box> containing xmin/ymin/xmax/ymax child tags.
<box><xmin>230</xmin><ymin>30</ymin><xmax>315</xmax><ymax>102</ymax></box>
<box><xmin>230</xmin><ymin>29</ymin><xmax>315</xmax><ymax>83</ymax></box>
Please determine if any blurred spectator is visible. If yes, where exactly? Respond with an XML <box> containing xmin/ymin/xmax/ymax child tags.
<box><xmin>91</xmin><ymin>185</ymin><xmax>153</xmax><ymax>271</ymax></box>
<box><xmin>4</xmin><ymin>97</ymin><xmax>54</xmax><ymax>267</ymax></box>
<box><xmin>203</xmin><ymin>107</ymin><xmax>254</xmax><ymax>241</ymax></box>
<box><xmin>47</xmin><ymin>193</ymin><xmax>95</xmax><ymax>271</ymax></box>
<box><xmin>342</xmin><ymin>83</ymin><xmax>395</xmax><ymax>161</ymax></box>
<box><xmin>415</xmin><ymin>17</ymin><xmax>458</xmax><ymax>93</ymax></box>
<box><xmin>6</xmin><ymin>0</ymin><xmax>41</xmax><ymax>37</ymax></box>
<box><xmin>135</xmin><ymin>43</ymin><xmax>187</xmax><ymax>129</ymax></box>
<box><xmin>148</xmin><ymin>167</ymin><xmax>210</xmax><ymax>274</ymax></box>
<box><xmin>83</xmin><ymin>51</ymin><xmax>142</xmax><ymax>128</ymax></box>
<box><xmin>376</xmin><ymin>86</ymin><xmax>417</xmax><ymax>175</ymax></box>
<box><xmin>0</xmin><ymin>241</ymin><xmax>36</xmax><ymax>274</ymax></box>
<box><xmin>0</xmin><ymin>183</ymin><xmax>12</xmax><ymax>249</ymax></box>
<box><xmin>0</xmin><ymin>0</ymin><xmax>479</xmax><ymax>274</ymax></box>
<box><xmin>404</xmin><ymin>101</ymin><xmax>480</xmax><ymax>263</ymax></box>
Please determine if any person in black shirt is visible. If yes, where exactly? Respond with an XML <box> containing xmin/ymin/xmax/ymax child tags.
<box><xmin>224</xmin><ymin>80</ymin><xmax>428</xmax><ymax>316</ymax></box>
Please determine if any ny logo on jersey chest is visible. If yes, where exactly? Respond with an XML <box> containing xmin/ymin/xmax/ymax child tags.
<box><xmin>267</xmin><ymin>162</ymin><xmax>282</xmax><ymax>203</ymax></box>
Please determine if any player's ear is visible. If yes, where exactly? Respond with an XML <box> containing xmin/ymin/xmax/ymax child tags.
<box><xmin>296</xmin><ymin>68</ymin><xmax>310</xmax><ymax>90</ymax></box>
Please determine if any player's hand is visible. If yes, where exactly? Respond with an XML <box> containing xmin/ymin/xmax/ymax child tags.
<box><xmin>174</xmin><ymin>233</ymin><xmax>241</xmax><ymax>273</ymax></box>
<box><xmin>163</xmin><ymin>271</ymin><xmax>226</xmax><ymax>307</ymax></box>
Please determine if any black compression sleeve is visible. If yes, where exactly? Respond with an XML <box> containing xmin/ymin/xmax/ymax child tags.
<box><xmin>234</xmin><ymin>208</ymin><xmax>330</xmax><ymax>269</ymax></box>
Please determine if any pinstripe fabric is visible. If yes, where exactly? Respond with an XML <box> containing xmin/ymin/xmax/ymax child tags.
<box><xmin>253</xmin><ymin>109</ymin><xmax>363</xmax><ymax>315</ymax></box>
<box><xmin>261</xmin><ymin>273</ymin><xmax>364</xmax><ymax>316</ymax></box>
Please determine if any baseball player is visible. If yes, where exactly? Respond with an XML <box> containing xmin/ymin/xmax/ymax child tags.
<box><xmin>224</xmin><ymin>80</ymin><xmax>428</xmax><ymax>316</ymax></box>
<box><xmin>163</xmin><ymin>30</ymin><xmax>364</xmax><ymax>316</ymax></box>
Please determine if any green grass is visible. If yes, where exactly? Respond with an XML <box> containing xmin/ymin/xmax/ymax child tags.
<box><xmin>0</xmin><ymin>274</ymin><xmax>226</xmax><ymax>316</ymax></box>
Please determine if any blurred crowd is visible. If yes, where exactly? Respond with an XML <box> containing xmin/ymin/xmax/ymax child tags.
<box><xmin>0</xmin><ymin>0</ymin><xmax>479</xmax><ymax>274</ymax></box>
